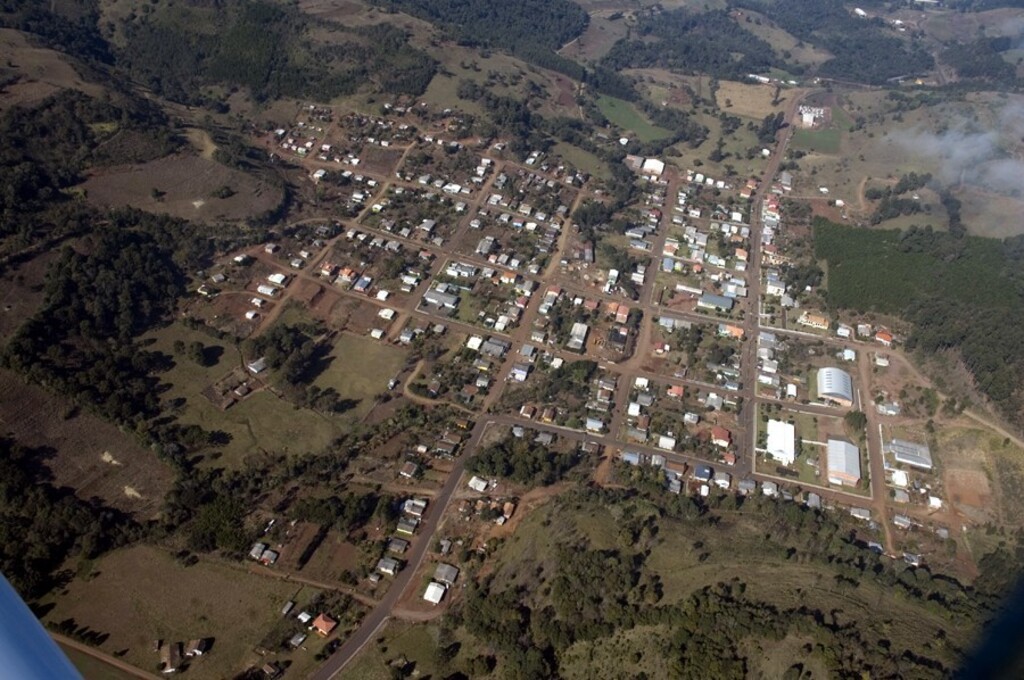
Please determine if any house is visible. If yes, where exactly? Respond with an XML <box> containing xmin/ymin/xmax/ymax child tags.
<box><xmin>827</xmin><ymin>439</ymin><xmax>861</xmax><ymax>486</ymax></box>
<box><xmin>249</xmin><ymin>541</ymin><xmax>268</xmax><ymax>560</ymax></box>
<box><xmin>260</xmin><ymin>550</ymin><xmax>279</xmax><ymax>566</ymax></box>
<box><xmin>713</xmin><ymin>471</ymin><xmax>731</xmax><ymax>489</ymax></box>
<box><xmin>694</xmin><ymin>465</ymin><xmax>713</xmax><ymax>482</ymax></box>
<box><xmin>399</xmin><ymin>461</ymin><xmax>419</xmax><ymax>479</ymax></box>
<box><xmin>875</xmin><ymin>330</ymin><xmax>894</xmax><ymax>346</ymax></box>
<box><xmin>424</xmin><ymin>288</ymin><xmax>459</xmax><ymax>309</ymax></box>
<box><xmin>737</xmin><ymin>479</ymin><xmax>756</xmax><ymax>495</ymax></box>
<box><xmin>388</xmin><ymin>537</ymin><xmax>410</xmax><ymax>554</ymax></box>
<box><xmin>434</xmin><ymin>563</ymin><xmax>460</xmax><ymax>586</ymax></box>
<box><xmin>697</xmin><ymin>293</ymin><xmax>734</xmax><ymax>312</ymax></box>
<box><xmin>376</xmin><ymin>557</ymin><xmax>400</xmax><ymax>576</ymax></box>
<box><xmin>585</xmin><ymin>417</ymin><xmax>604</xmax><ymax>433</ymax></box>
<box><xmin>312</xmin><ymin>613</ymin><xmax>338</xmax><ymax>637</ymax></box>
<box><xmin>423</xmin><ymin>581</ymin><xmax>447</xmax><ymax>604</ymax></box>
<box><xmin>710</xmin><ymin>426</ymin><xmax>731</xmax><ymax>448</ymax></box>
<box><xmin>160</xmin><ymin>642</ymin><xmax>182</xmax><ymax>674</ymax></box>
<box><xmin>288</xmin><ymin>633</ymin><xmax>307</xmax><ymax>649</ymax></box>
<box><xmin>762</xmin><ymin>481</ymin><xmax>779</xmax><ymax>497</ymax></box>
<box><xmin>797</xmin><ymin>312</ymin><xmax>829</xmax><ymax>330</ymax></box>
<box><xmin>468</xmin><ymin>476</ymin><xmax>488</xmax><ymax>493</ymax></box>
<box><xmin>396</xmin><ymin>517</ymin><xmax>419</xmax><ymax>535</ymax></box>
<box><xmin>766</xmin><ymin>419</ymin><xmax>796</xmax><ymax>465</ymax></box>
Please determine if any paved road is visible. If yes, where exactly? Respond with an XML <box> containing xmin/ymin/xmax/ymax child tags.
<box><xmin>308</xmin><ymin>419</ymin><xmax>490</xmax><ymax>680</ymax></box>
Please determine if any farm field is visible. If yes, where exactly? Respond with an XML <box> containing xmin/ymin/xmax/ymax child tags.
<box><xmin>714</xmin><ymin>78</ymin><xmax>791</xmax><ymax>120</ymax></box>
<box><xmin>0</xmin><ymin>368</ymin><xmax>175</xmax><ymax>517</ymax></box>
<box><xmin>0</xmin><ymin>28</ymin><xmax>105</xmax><ymax>111</ymax></box>
<box><xmin>80</xmin><ymin>154</ymin><xmax>285</xmax><ymax>222</ymax></box>
<box><xmin>557</xmin><ymin>11</ymin><xmax>629</xmax><ymax>63</ymax></box>
<box><xmin>596</xmin><ymin>95</ymin><xmax>670</xmax><ymax>142</ymax></box>
<box><xmin>42</xmin><ymin>546</ymin><xmax>315</xmax><ymax>680</ymax></box>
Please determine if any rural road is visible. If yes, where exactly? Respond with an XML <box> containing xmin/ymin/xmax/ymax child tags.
<box><xmin>52</xmin><ymin>633</ymin><xmax>161</xmax><ymax>680</ymax></box>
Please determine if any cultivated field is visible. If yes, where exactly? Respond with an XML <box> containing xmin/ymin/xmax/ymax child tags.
<box><xmin>81</xmin><ymin>154</ymin><xmax>285</xmax><ymax>222</ymax></box>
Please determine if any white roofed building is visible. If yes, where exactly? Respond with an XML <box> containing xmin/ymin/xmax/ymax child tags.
<box><xmin>816</xmin><ymin>367</ymin><xmax>854</xmax><ymax>407</ymax></box>
<box><xmin>827</xmin><ymin>439</ymin><xmax>861</xmax><ymax>486</ymax></box>
<box><xmin>765</xmin><ymin>419</ymin><xmax>796</xmax><ymax>465</ymax></box>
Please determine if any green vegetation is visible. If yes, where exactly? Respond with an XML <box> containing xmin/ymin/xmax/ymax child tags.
<box><xmin>603</xmin><ymin>9</ymin><xmax>778</xmax><ymax>81</ymax></box>
<box><xmin>452</xmin><ymin>486</ymin><xmax>996</xmax><ymax>679</ymax></box>
<box><xmin>596</xmin><ymin>96</ymin><xmax>671</xmax><ymax>142</ymax></box>
<box><xmin>814</xmin><ymin>218</ymin><xmax>1024</xmax><ymax>427</ymax></box>
<box><xmin>467</xmin><ymin>436</ymin><xmax>580</xmax><ymax>486</ymax></box>
<box><xmin>791</xmin><ymin>127</ymin><xmax>841</xmax><ymax>154</ymax></box>
<box><xmin>0</xmin><ymin>437</ymin><xmax>137</xmax><ymax>599</ymax></box>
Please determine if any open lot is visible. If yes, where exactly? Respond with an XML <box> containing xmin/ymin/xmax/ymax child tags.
<box><xmin>312</xmin><ymin>332</ymin><xmax>408</xmax><ymax>419</ymax></box>
<box><xmin>81</xmin><ymin>154</ymin><xmax>285</xmax><ymax>222</ymax></box>
<box><xmin>43</xmin><ymin>546</ymin><xmax>314</xmax><ymax>680</ymax></box>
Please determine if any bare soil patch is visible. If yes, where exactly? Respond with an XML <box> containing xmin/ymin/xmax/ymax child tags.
<box><xmin>945</xmin><ymin>469</ymin><xmax>994</xmax><ymax>523</ymax></box>
<box><xmin>0</xmin><ymin>369</ymin><xmax>175</xmax><ymax>517</ymax></box>
<box><xmin>81</xmin><ymin>154</ymin><xmax>284</xmax><ymax>222</ymax></box>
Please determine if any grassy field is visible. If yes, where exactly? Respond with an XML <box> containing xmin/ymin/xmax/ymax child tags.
<box><xmin>312</xmin><ymin>332</ymin><xmax>407</xmax><ymax>419</ymax></box>
<box><xmin>59</xmin><ymin>645</ymin><xmax>142</xmax><ymax>680</ymax></box>
<box><xmin>715</xmin><ymin>78</ymin><xmax>790</xmax><ymax>120</ymax></box>
<box><xmin>43</xmin><ymin>546</ymin><xmax>318</xmax><ymax>679</ymax></box>
<box><xmin>791</xmin><ymin>127</ymin><xmax>841</xmax><ymax>154</ymax></box>
<box><xmin>553</xmin><ymin>141</ymin><xmax>611</xmax><ymax>179</ymax></box>
<box><xmin>145</xmin><ymin>322</ymin><xmax>343</xmax><ymax>467</ymax></box>
<box><xmin>596</xmin><ymin>95</ymin><xmax>671</xmax><ymax>142</ymax></box>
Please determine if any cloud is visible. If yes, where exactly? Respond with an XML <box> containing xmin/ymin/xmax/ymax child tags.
<box><xmin>890</xmin><ymin>101</ymin><xmax>1024</xmax><ymax>194</ymax></box>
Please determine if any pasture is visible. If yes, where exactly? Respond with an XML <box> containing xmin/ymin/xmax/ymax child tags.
<box><xmin>311</xmin><ymin>332</ymin><xmax>408</xmax><ymax>418</ymax></box>
<box><xmin>0</xmin><ymin>368</ymin><xmax>175</xmax><ymax>517</ymax></box>
<box><xmin>43</xmin><ymin>546</ymin><xmax>315</xmax><ymax>680</ymax></box>
<box><xmin>596</xmin><ymin>95</ymin><xmax>671</xmax><ymax>142</ymax></box>
<box><xmin>81</xmin><ymin>154</ymin><xmax>285</xmax><ymax>223</ymax></box>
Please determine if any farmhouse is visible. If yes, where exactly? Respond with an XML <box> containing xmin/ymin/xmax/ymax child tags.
<box><xmin>826</xmin><ymin>439</ymin><xmax>861</xmax><ymax>486</ymax></box>
<box><xmin>766</xmin><ymin>419</ymin><xmax>796</xmax><ymax>465</ymax></box>
<box><xmin>816</xmin><ymin>367</ymin><xmax>854</xmax><ymax>407</ymax></box>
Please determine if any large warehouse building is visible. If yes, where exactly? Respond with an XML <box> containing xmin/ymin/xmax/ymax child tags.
<box><xmin>827</xmin><ymin>438</ymin><xmax>861</xmax><ymax>486</ymax></box>
<box><xmin>816</xmin><ymin>367</ymin><xmax>854</xmax><ymax>407</ymax></box>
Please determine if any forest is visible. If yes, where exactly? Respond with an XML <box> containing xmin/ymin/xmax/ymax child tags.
<box><xmin>814</xmin><ymin>218</ymin><xmax>1024</xmax><ymax>428</ymax></box>
<box><xmin>733</xmin><ymin>0</ymin><xmax>934</xmax><ymax>83</ymax></box>
<box><xmin>602</xmin><ymin>9</ymin><xmax>778</xmax><ymax>81</ymax></box>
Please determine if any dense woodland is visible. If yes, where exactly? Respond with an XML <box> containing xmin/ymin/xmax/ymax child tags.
<box><xmin>815</xmin><ymin>218</ymin><xmax>1024</xmax><ymax>427</ymax></box>
<box><xmin>734</xmin><ymin>0</ymin><xmax>935</xmax><ymax>83</ymax></box>
<box><xmin>603</xmin><ymin>9</ymin><xmax>778</xmax><ymax>81</ymax></box>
